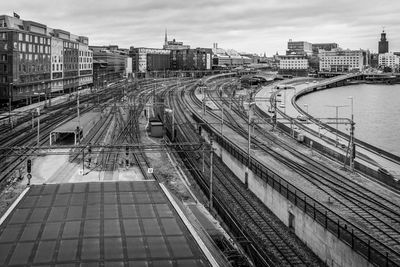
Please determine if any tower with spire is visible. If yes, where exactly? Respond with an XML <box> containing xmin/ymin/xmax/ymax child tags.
<box><xmin>378</xmin><ymin>28</ymin><xmax>389</xmax><ymax>54</ymax></box>
<box><xmin>164</xmin><ymin>28</ymin><xmax>168</xmax><ymax>46</ymax></box>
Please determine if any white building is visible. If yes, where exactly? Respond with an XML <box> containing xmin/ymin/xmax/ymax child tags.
<box><xmin>319</xmin><ymin>48</ymin><xmax>367</xmax><ymax>72</ymax></box>
<box><xmin>125</xmin><ymin>57</ymin><xmax>132</xmax><ymax>78</ymax></box>
<box><xmin>50</xmin><ymin>37</ymin><xmax>64</xmax><ymax>93</ymax></box>
<box><xmin>279</xmin><ymin>55</ymin><xmax>309</xmax><ymax>70</ymax></box>
<box><xmin>378</xmin><ymin>53</ymin><xmax>399</xmax><ymax>68</ymax></box>
<box><xmin>78</xmin><ymin>40</ymin><xmax>93</xmax><ymax>87</ymax></box>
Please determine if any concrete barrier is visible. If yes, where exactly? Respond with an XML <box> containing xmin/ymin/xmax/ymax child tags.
<box><xmin>201</xmin><ymin>128</ymin><xmax>373</xmax><ymax>267</ymax></box>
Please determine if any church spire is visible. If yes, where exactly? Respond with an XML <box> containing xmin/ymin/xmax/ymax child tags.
<box><xmin>164</xmin><ymin>28</ymin><xmax>168</xmax><ymax>45</ymax></box>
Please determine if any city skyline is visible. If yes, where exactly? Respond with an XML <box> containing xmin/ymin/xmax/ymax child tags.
<box><xmin>3</xmin><ymin>0</ymin><xmax>400</xmax><ymax>55</ymax></box>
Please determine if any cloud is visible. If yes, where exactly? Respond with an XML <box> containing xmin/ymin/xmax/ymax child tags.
<box><xmin>4</xmin><ymin>0</ymin><xmax>400</xmax><ymax>54</ymax></box>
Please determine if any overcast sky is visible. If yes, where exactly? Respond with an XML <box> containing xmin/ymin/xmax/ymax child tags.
<box><xmin>3</xmin><ymin>0</ymin><xmax>400</xmax><ymax>55</ymax></box>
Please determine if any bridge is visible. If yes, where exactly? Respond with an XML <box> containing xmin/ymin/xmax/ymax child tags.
<box><xmin>318</xmin><ymin>71</ymin><xmax>399</xmax><ymax>83</ymax></box>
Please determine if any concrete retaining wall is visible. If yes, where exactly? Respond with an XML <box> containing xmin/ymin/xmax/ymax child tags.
<box><xmin>202</xmin><ymin>130</ymin><xmax>372</xmax><ymax>267</ymax></box>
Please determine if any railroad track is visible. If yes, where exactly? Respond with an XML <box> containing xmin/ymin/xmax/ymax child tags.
<box><xmin>197</xmin><ymin>77</ymin><xmax>400</xmax><ymax>266</ymax></box>
<box><xmin>0</xmin><ymin>87</ymin><xmax>121</xmax><ymax>186</ymax></box>
<box><xmin>221</xmin><ymin>88</ymin><xmax>400</xmax><ymax>248</ymax></box>
<box><xmin>168</xmin><ymin>77</ymin><xmax>324</xmax><ymax>266</ymax></box>
<box><xmin>220</xmin><ymin>85</ymin><xmax>400</xmax><ymax>253</ymax></box>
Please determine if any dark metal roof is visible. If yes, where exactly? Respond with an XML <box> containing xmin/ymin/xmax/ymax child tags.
<box><xmin>0</xmin><ymin>181</ymin><xmax>210</xmax><ymax>266</ymax></box>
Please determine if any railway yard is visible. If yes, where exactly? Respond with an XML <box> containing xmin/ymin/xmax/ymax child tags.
<box><xmin>0</xmin><ymin>73</ymin><xmax>400</xmax><ymax>266</ymax></box>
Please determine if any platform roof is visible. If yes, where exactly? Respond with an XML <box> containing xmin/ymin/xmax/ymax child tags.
<box><xmin>0</xmin><ymin>181</ymin><xmax>210</xmax><ymax>266</ymax></box>
<box><xmin>51</xmin><ymin>112</ymin><xmax>100</xmax><ymax>135</ymax></box>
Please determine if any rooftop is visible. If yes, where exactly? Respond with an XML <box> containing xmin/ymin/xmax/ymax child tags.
<box><xmin>0</xmin><ymin>181</ymin><xmax>212</xmax><ymax>266</ymax></box>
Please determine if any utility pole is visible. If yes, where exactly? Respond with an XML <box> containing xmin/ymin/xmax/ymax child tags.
<box><xmin>153</xmin><ymin>82</ymin><xmax>156</xmax><ymax>106</ymax></box>
<box><xmin>82</xmin><ymin>150</ymin><xmax>85</xmax><ymax>174</ymax></box>
<box><xmin>272</xmin><ymin>94</ymin><xmax>277</xmax><ymax>130</ymax></box>
<box><xmin>209</xmin><ymin>135</ymin><xmax>214</xmax><ymax>210</ymax></box>
<box><xmin>220</xmin><ymin>105</ymin><xmax>224</xmax><ymax>136</ymax></box>
<box><xmin>36</xmin><ymin>108</ymin><xmax>40</xmax><ymax>147</ymax></box>
<box><xmin>326</xmin><ymin>105</ymin><xmax>347</xmax><ymax>146</ymax></box>
<box><xmin>202</xmin><ymin>145</ymin><xmax>205</xmax><ymax>173</ymax></box>
<box><xmin>202</xmin><ymin>86</ymin><xmax>206</xmax><ymax>117</ymax></box>
<box><xmin>248</xmin><ymin>101</ymin><xmax>255</xmax><ymax>167</ymax></box>
<box><xmin>220</xmin><ymin>89</ymin><xmax>224</xmax><ymax>137</ymax></box>
<box><xmin>77</xmin><ymin>90</ymin><xmax>81</xmax><ymax>144</ymax></box>
<box><xmin>349</xmin><ymin>96</ymin><xmax>355</xmax><ymax>172</ymax></box>
<box><xmin>171</xmin><ymin>109</ymin><xmax>175</xmax><ymax>141</ymax></box>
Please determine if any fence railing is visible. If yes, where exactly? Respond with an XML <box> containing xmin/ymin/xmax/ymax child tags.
<box><xmin>192</xmin><ymin>112</ymin><xmax>400</xmax><ymax>267</ymax></box>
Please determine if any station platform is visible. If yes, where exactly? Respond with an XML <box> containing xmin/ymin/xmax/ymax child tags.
<box><xmin>50</xmin><ymin>111</ymin><xmax>101</xmax><ymax>145</ymax></box>
<box><xmin>0</xmin><ymin>181</ymin><xmax>215</xmax><ymax>266</ymax></box>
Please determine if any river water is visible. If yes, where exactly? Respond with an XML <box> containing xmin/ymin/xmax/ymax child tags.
<box><xmin>297</xmin><ymin>83</ymin><xmax>400</xmax><ymax>156</ymax></box>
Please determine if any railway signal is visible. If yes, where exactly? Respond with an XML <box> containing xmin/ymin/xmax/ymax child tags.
<box><xmin>87</xmin><ymin>145</ymin><xmax>92</xmax><ymax>167</ymax></box>
<box><xmin>125</xmin><ymin>146</ymin><xmax>130</xmax><ymax>167</ymax></box>
<box><xmin>27</xmin><ymin>159</ymin><xmax>32</xmax><ymax>173</ymax></box>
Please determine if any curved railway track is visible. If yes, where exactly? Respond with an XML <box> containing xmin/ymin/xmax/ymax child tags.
<box><xmin>195</xmin><ymin>76</ymin><xmax>400</xmax><ymax>265</ymax></box>
<box><xmin>168</xmin><ymin>78</ymin><xmax>324</xmax><ymax>266</ymax></box>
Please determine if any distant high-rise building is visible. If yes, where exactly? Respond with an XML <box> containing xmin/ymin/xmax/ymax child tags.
<box><xmin>379</xmin><ymin>30</ymin><xmax>389</xmax><ymax>54</ymax></box>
